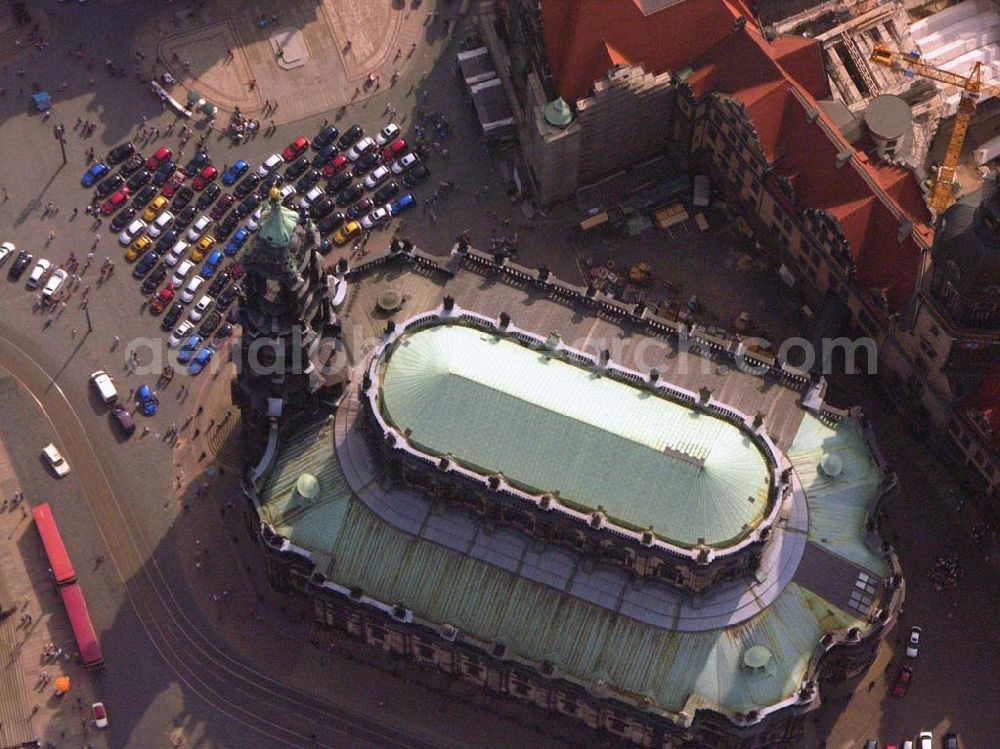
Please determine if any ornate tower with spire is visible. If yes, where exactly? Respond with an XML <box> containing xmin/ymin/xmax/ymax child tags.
<box><xmin>233</xmin><ymin>188</ymin><xmax>343</xmax><ymax>461</ymax></box>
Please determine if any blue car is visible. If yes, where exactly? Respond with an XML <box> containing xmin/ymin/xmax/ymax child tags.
<box><xmin>222</xmin><ymin>160</ymin><xmax>249</xmax><ymax>186</ymax></box>
<box><xmin>82</xmin><ymin>162</ymin><xmax>110</xmax><ymax>187</ymax></box>
<box><xmin>389</xmin><ymin>193</ymin><xmax>416</xmax><ymax>216</ymax></box>
<box><xmin>224</xmin><ymin>227</ymin><xmax>251</xmax><ymax>256</ymax></box>
<box><xmin>136</xmin><ymin>384</ymin><xmax>158</xmax><ymax>416</ymax></box>
<box><xmin>188</xmin><ymin>346</ymin><xmax>214</xmax><ymax>375</ymax></box>
<box><xmin>176</xmin><ymin>334</ymin><xmax>203</xmax><ymax>364</ymax></box>
<box><xmin>200</xmin><ymin>250</ymin><xmax>224</xmax><ymax>278</ymax></box>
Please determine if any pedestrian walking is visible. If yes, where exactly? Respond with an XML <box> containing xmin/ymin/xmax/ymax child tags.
<box><xmin>92</xmin><ymin>234</ymin><xmax>100</xmax><ymax>249</ymax></box>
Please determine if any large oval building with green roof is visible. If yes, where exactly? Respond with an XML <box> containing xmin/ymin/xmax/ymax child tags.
<box><xmin>378</xmin><ymin>323</ymin><xmax>772</xmax><ymax>549</ymax></box>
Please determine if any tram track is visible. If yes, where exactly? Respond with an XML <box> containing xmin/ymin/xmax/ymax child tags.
<box><xmin>0</xmin><ymin>323</ymin><xmax>444</xmax><ymax>749</ymax></box>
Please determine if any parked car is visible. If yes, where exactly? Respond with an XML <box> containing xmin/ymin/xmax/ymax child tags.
<box><xmin>182</xmin><ymin>151</ymin><xmax>211</xmax><ymax>177</ymax></box>
<box><xmin>169</xmin><ymin>260</ymin><xmax>194</xmax><ymax>289</ymax></box>
<box><xmin>141</xmin><ymin>264</ymin><xmax>167</xmax><ymax>294</ymax></box>
<box><xmin>361</xmin><ymin>206</ymin><xmax>390</xmax><ymax>229</ymax></box>
<box><xmin>118</xmin><ymin>153</ymin><xmax>144</xmax><ymax>177</ymax></box>
<box><xmin>146</xmin><ymin>145</ymin><xmax>173</xmax><ymax>170</ymax></box>
<box><xmin>146</xmin><ymin>210</ymin><xmax>175</xmax><ymax>239</ymax></box>
<box><xmin>199</xmin><ymin>249</ymin><xmax>224</xmax><ymax>278</ymax></box>
<box><xmin>346</xmin><ymin>197</ymin><xmax>374</xmax><ymax>221</ymax></box>
<box><xmin>905</xmin><ymin>626</ymin><xmax>921</xmax><ymax>658</ymax></box>
<box><xmin>222</xmin><ymin>159</ymin><xmax>250</xmax><ymax>186</ymax></box>
<box><xmin>325</xmin><ymin>171</ymin><xmax>353</xmax><ymax>195</ymax></box>
<box><xmin>160</xmin><ymin>301</ymin><xmax>184</xmax><ymax>330</ymax></box>
<box><xmin>323</xmin><ymin>153</ymin><xmax>349</xmax><ymax>178</ymax></box>
<box><xmin>318</xmin><ymin>212</ymin><xmax>346</xmax><ymax>235</ymax></box>
<box><xmin>352</xmin><ymin>152</ymin><xmax>380</xmax><ymax>177</ymax></box>
<box><xmin>233</xmin><ymin>193</ymin><xmax>261</xmax><ymax>219</ymax></box>
<box><xmin>192</xmin><ymin>165</ymin><xmax>219</xmax><ymax>190</ymax></box>
<box><xmin>176</xmin><ymin>334</ymin><xmax>203</xmax><ymax>364</ymax></box>
<box><xmin>389</xmin><ymin>193</ymin><xmax>416</xmax><ymax>215</ymax></box>
<box><xmin>26</xmin><ymin>258</ymin><xmax>52</xmax><ymax>289</ymax></box>
<box><xmin>209</xmin><ymin>193</ymin><xmax>236</xmax><ymax>220</ymax></box>
<box><xmin>142</xmin><ymin>196</ymin><xmax>168</xmax><ymax>222</ymax></box>
<box><xmin>42</xmin><ymin>443</ymin><xmax>71</xmax><ymax>477</ymax></box>
<box><xmin>100</xmin><ymin>188</ymin><xmax>131</xmax><ymax>215</ymax></box>
<box><xmin>191</xmin><ymin>235</ymin><xmax>215</xmax><ymax>262</ymax></box>
<box><xmin>106</xmin><ymin>142</ymin><xmax>136</xmax><ymax>165</ymax></box>
<box><xmin>81</xmin><ymin>162</ymin><xmax>110</xmax><ymax>187</ymax></box>
<box><xmin>298</xmin><ymin>185</ymin><xmax>325</xmax><ymax>212</ymax></box>
<box><xmin>391</xmin><ymin>152</ymin><xmax>420</xmax><ymax>174</ymax></box>
<box><xmin>180</xmin><ymin>275</ymin><xmax>205</xmax><ymax>304</ymax></box>
<box><xmin>347</xmin><ymin>136</ymin><xmax>375</xmax><ymax>161</ymax></box>
<box><xmin>42</xmin><ymin>268</ymin><xmax>68</xmax><ymax>299</ymax></box>
<box><xmin>131</xmin><ymin>251</ymin><xmax>161</xmax><ymax>279</ymax></box>
<box><xmin>381</xmin><ymin>138</ymin><xmax>407</xmax><ymax>163</ymax></box>
<box><xmin>363</xmin><ymin>165</ymin><xmax>391</xmax><ymax>189</ymax></box>
<box><xmin>891</xmin><ymin>666</ymin><xmax>913</xmax><ymax>697</ymax></box>
<box><xmin>189</xmin><ymin>294</ymin><xmax>214</xmax><ymax>322</ymax></box>
<box><xmin>917</xmin><ymin>733</ymin><xmax>932</xmax><ymax>749</ymax></box>
<box><xmin>119</xmin><ymin>217</ymin><xmax>148</xmax><ymax>246</ymax></box>
<box><xmin>312</xmin><ymin>125</ymin><xmax>340</xmax><ymax>150</ymax></box>
<box><xmin>310</xmin><ymin>195</ymin><xmax>337</xmax><ymax>219</ymax></box>
<box><xmin>373</xmin><ymin>181</ymin><xmax>400</xmax><ymax>205</ymax></box>
<box><xmin>337</xmin><ymin>124</ymin><xmax>363</xmax><ymax>148</ymax></box>
<box><xmin>132</xmin><ymin>184</ymin><xmax>157</xmax><ymax>207</ymax></box>
<box><xmin>164</xmin><ymin>240</ymin><xmax>189</xmax><ymax>267</ymax></box>
<box><xmin>402</xmin><ymin>163</ymin><xmax>430</xmax><ymax>187</ymax></box>
<box><xmin>110</xmin><ymin>206</ymin><xmax>139</xmax><ymax>234</ymax></box>
<box><xmin>216</xmin><ymin>213</ymin><xmax>240</xmax><ymax>240</ymax></box>
<box><xmin>296</xmin><ymin>168</ymin><xmax>322</xmax><ymax>193</ymax></box>
<box><xmin>312</xmin><ymin>142</ymin><xmax>339</xmax><ymax>168</ymax></box>
<box><xmin>187</xmin><ymin>215</ymin><xmax>213</xmax><ymax>241</ymax></box>
<box><xmin>160</xmin><ymin>173</ymin><xmax>186</xmax><ymax>198</ymax></box>
<box><xmin>152</xmin><ymin>161</ymin><xmax>177</xmax><ymax>187</ymax></box>
<box><xmin>171</xmin><ymin>185</ymin><xmax>195</xmax><ymax>210</ymax></box>
<box><xmin>136</xmin><ymin>384</ymin><xmax>158</xmax><ymax>416</ymax></box>
<box><xmin>198</xmin><ymin>310</ymin><xmax>222</xmax><ymax>336</ymax></box>
<box><xmin>8</xmin><ymin>250</ymin><xmax>32</xmax><ymax>280</ymax></box>
<box><xmin>189</xmin><ymin>346</ymin><xmax>214</xmax><ymax>375</ymax></box>
<box><xmin>196</xmin><ymin>183</ymin><xmax>222</xmax><ymax>209</ymax></box>
<box><xmin>282</xmin><ymin>136</ymin><xmax>309</xmax><ymax>161</ymax></box>
<box><xmin>258</xmin><ymin>171</ymin><xmax>284</xmax><ymax>196</ymax></box>
<box><xmin>125</xmin><ymin>235</ymin><xmax>152</xmax><ymax>262</ymax></box>
<box><xmin>110</xmin><ymin>406</ymin><xmax>135</xmax><ymax>437</ymax></box>
<box><xmin>216</xmin><ymin>283</ymin><xmax>241</xmax><ymax>310</ymax></box>
<box><xmin>175</xmin><ymin>205</ymin><xmax>198</xmax><ymax>228</ymax></box>
<box><xmin>333</xmin><ymin>220</ymin><xmax>362</xmax><ymax>245</ymax></box>
<box><xmin>208</xmin><ymin>270</ymin><xmax>232</xmax><ymax>295</ymax></box>
<box><xmin>376</xmin><ymin>122</ymin><xmax>400</xmax><ymax>146</ymax></box>
<box><xmin>154</xmin><ymin>228</ymin><xmax>181</xmax><ymax>255</ymax></box>
<box><xmin>225</xmin><ymin>228</ymin><xmax>251</xmax><ymax>256</ymax></box>
<box><xmin>96</xmin><ymin>173</ymin><xmax>125</xmax><ymax>198</ymax></box>
<box><xmin>0</xmin><ymin>241</ymin><xmax>13</xmax><ymax>265</ymax></box>
<box><xmin>284</xmin><ymin>155</ymin><xmax>310</xmax><ymax>181</ymax></box>
<box><xmin>90</xmin><ymin>371</ymin><xmax>118</xmax><ymax>404</ymax></box>
<box><xmin>149</xmin><ymin>288</ymin><xmax>174</xmax><ymax>313</ymax></box>
<box><xmin>944</xmin><ymin>734</ymin><xmax>958</xmax><ymax>749</ymax></box>
<box><xmin>234</xmin><ymin>172</ymin><xmax>261</xmax><ymax>198</ymax></box>
<box><xmin>337</xmin><ymin>183</ymin><xmax>364</xmax><ymax>207</ymax></box>
<box><xmin>257</xmin><ymin>152</ymin><xmax>283</xmax><ymax>177</ymax></box>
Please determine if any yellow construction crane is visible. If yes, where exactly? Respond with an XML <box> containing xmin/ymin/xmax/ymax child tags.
<box><xmin>870</xmin><ymin>43</ymin><xmax>1000</xmax><ymax>213</ymax></box>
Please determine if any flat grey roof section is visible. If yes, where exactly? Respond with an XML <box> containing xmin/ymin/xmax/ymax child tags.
<box><xmin>335</xmin><ymin>365</ymin><xmax>809</xmax><ymax>633</ymax></box>
<box><xmin>457</xmin><ymin>47</ymin><xmax>497</xmax><ymax>85</ymax></box>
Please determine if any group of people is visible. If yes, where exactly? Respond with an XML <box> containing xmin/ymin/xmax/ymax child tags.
<box><xmin>226</xmin><ymin>109</ymin><xmax>260</xmax><ymax>143</ymax></box>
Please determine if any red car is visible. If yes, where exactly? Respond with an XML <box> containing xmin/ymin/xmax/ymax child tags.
<box><xmin>322</xmin><ymin>154</ymin><xmax>349</xmax><ymax>178</ymax></box>
<box><xmin>382</xmin><ymin>138</ymin><xmax>406</xmax><ymax>162</ymax></box>
<box><xmin>228</xmin><ymin>261</ymin><xmax>244</xmax><ymax>280</ymax></box>
<box><xmin>161</xmin><ymin>172</ymin><xmax>185</xmax><ymax>198</ymax></box>
<box><xmin>100</xmin><ymin>188</ymin><xmax>132</xmax><ymax>215</ymax></box>
<box><xmin>891</xmin><ymin>666</ymin><xmax>913</xmax><ymax>697</ymax></box>
<box><xmin>149</xmin><ymin>288</ymin><xmax>174</xmax><ymax>313</ymax></box>
<box><xmin>192</xmin><ymin>166</ymin><xmax>219</xmax><ymax>190</ymax></box>
<box><xmin>282</xmin><ymin>136</ymin><xmax>309</xmax><ymax>162</ymax></box>
<box><xmin>210</xmin><ymin>194</ymin><xmax>236</xmax><ymax>220</ymax></box>
<box><xmin>146</xmin><ymin>146</ymin><xmax>173</xmax><ymax>170</ymax></box>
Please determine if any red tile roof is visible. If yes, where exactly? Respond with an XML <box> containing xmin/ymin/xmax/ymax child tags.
<box><xmin>539</xmin><ymin>0</ymin><xmax>736</xmax><ymax>103</ymax></box>
<box><xmin>537</xmin><ymin>0</ymin><xmax>932</xmax><ymax>313</ymax></box>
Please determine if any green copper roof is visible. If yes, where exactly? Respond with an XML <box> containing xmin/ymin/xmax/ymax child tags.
<box><xmin>379</xmin><ymin>324</ymin><xmax>771</xmax><ymax>547</ymax></box>
<box><xmin>257</xmin><ymin>195</ymin><xmax>300</xmax><ymax>248</ymax></box>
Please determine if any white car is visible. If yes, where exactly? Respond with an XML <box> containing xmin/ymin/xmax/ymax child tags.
<box><xmin>89</xmin><ymin>370</ymin><xmax>118</xmax><ymax>404</ymax></box>
<box><xmin>361</xmin><ymin>206</ymin><xmax>390</xmax><ymax>229</ymax></box>
<box><xmin>375</xmin><ymin>122</ymin><xmax>400</xmax><ymax>146</ymax></box>
<box><xmin>390</xmin><ymin>152</ymin><xmax>420</xmax><ymax>174</ymax></box>
<box><xmin>189</xmin><ymin>294</ymin><xmax>213</xmax><ymax>321</ymax></box>
<box><xmin>169</xmin><ymin>260</ymin><xmax>194</xmax><ymax>289</ymax></box>
<box><xmin>146</xmin><ymin>210</ymin><xmax>174</xmax><ymax>239</ymax></box>
<box><xmin>42</xmin><ymin>268</ymin><xmax>69</xmax><ymax>299</ymax></box>
<box><xmin>0</xmin><ymin>241</ymin><xmax>16</xmax><ymax>264</ymax></box>
<box><xmin>918</xmin><ymin>733</ymin><xmax>933</xmax><ymax>749</ymax></box>
<box><xmin>92</xmin><ymin>702</ymin><xmax>108</xmax><ymax>729</ymax></box>
<box><xmin>187</xmin><ymin>215</ymin><xmax>213</xmax><ymax>242</ymax></box>
<box><xmin>902</xmin><ymin>741</ymin><xmax>914</xmax><ymax>749</ymax></box>
<box><xmin>164</xmin><ymin>240</ymin><xmax>189</xmax><ymax>267</ymax></box>
<box><xmin>246</xmin><ymin>206</ymin><xmax>264</xmax><ymax>231</ymax></box>
<box><xmin>905</xmin><ymin>626</ymin><xmax>921</xmax><ymax>658</ymax></box>
<box><xmin>180</xmin><ymin>275</ymin><xmax>204</xmax><ymax>304</ymax></box>
<box><xmin>42</xmin><ymin>443</ymin><xmax>70</xmax><ymax>477</ymax></box>
<box><xmin>298</xmin><ymin>185</ymin><xmax>324</xmax><ymax>211</ymax></box>
<box><xmin>363</xmin><ymin>165</ymin><xmax>391</xmax><ymax>190</ymax></box>
<box><xmin>167</xmin><ymin>320</ymin><xmax>193</xmax><ymax>348</ymax></box>
<box><xmin>347</xmin><ymin>136</ymin><xmax>375</xmax><ymax>161</ymax></box>
<box><xmin>279</xmin><ymin>184</ymin><xmax>297</xmax><ymax>204</ymax></box>
<box><xmin>26</xmin><ymin>258</ymin><xmax>51</xmax><ymax>289</ymax></box>
<box><xmin>256</xmin><ymin>153</ymin><xmax>283</xmax><ymax>177</ymax></box>
<box><xmin>118</xmin><ymin>218</ymin><xmax>148</xmax><ymax>246</ymax></box>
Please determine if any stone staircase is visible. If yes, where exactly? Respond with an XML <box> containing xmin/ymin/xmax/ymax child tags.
<box><xmin>0</xmin><ymin>2</ymin><xmax>30</xmax><ymax>61</ymax></box>
<box><xmin>206</xmin><ymin>415</ymin><xmax>245</xmax><ymax>466</ymax></box>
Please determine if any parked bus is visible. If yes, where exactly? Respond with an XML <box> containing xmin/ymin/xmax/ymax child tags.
<box><xmin>59</xmin><ymin>583</ymin><xmax>104</xmax><ymax>669</ymax></box>
<box><xmin>31</xmin><ymin>503</ymin><xmax>76</xmax><ymax>585</ymax></box>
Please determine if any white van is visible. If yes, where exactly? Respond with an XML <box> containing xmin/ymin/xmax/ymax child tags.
<box><xmin>90</xmin><ymin>370</ymin><xmax>118</xmax><ymax>404</ymax></box>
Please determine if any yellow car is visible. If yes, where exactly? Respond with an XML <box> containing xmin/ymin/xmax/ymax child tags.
<box><xmin>191</xmin><ymin>235</ymin><xmax>215</xmax><ymax>261</ymax></box>
<box><xmin>125</xmin><ymin>235</ymin><xmax>152</xmax><ymax>261</ymax></box>
<box><xmin>142</xmin><ymin>195</ymin><xmax>169</xmax><ymax>222</ymax></box>
<box><xmin>333</xmin><ymin>221</ymin><xmax>361</xmax><ymax>245</ymax></box>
